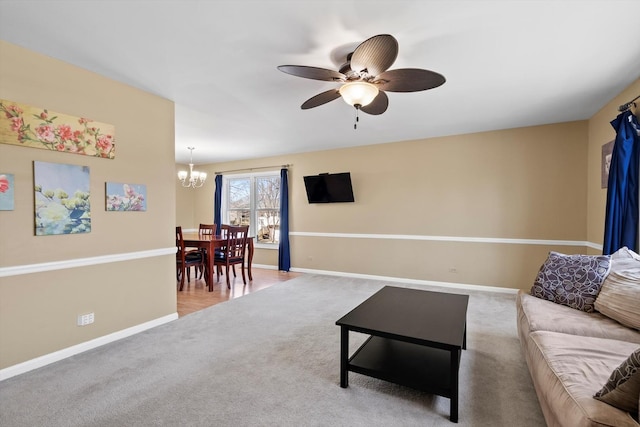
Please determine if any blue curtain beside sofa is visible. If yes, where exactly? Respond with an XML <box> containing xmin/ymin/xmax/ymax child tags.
<box><xmin>603</xmin><ymin>110</ymin><xmax>639</xmax><ymax>254</ymax></box>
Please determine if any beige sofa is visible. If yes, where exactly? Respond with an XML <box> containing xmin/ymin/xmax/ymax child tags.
<box><xmin>516</xmin><ymin>249</ymin><xmax>640</xmax><ymax>427</ymax></box>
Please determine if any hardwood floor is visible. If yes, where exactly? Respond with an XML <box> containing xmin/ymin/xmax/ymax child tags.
<box><xmin>176</xmin><ymin>267</ymin><xmax>303</xmax><ymax>317</ymax></box>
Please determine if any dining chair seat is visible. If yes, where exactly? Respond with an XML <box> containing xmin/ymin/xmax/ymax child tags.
<box><xmin>185</xmin><ymin>251</ymin><xmax>203</xmax><ymax>262</ymax></box>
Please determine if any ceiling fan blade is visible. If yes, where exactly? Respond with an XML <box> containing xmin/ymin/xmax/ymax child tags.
<box><xmin>375</xmin><ymin>68</ymin><xmax>446</xmax><ymax>92</ymax></box>
<box><xmin>301</xmin><ymin>89</ymin><xmax>342</xmax><ymax>109</ymax></box>
<box><xmin>277</xmin><ymin>65</ymin><xmax>346</xmax><ymax>82</ymax></box>
<box><xmin>350</xmin><ymin>34</ymin><xmax>398</xmax><ymax>77</ymax></box>
<box><xmin>360</xmin><ymin>91</ymin><xmax>388</xmax><ymax>115</ymax></box>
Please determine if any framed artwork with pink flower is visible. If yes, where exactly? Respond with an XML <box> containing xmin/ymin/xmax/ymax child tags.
<box><xmin>0</xmin><ymin>98</ymin><xmax>115</xmax><ymax>159</ymax></box>
<box><xmin>106</xmin><ymin>182</ymin><xmax>147</xmax><ymax>212</ymax></box>
<box><xmin>0</xmin><ymin>173</ymin><xmax>15</xmax><ymax>211</ymax></box>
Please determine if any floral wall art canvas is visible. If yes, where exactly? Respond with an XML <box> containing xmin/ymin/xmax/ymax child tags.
<box><xmin>0</xmin><ymin>173</ymin><xmax>15</xmax><ymax>211</ymax></box>
<box><xmin>106</xmin><ymin>182</ymin><xmax>147</xmax><ymax>211</ymax></box>
<box><xmin>0</xmin><ymin>98</ymin><xmax>115</xmax><ymax>159</ymax></box>
<box><xmin>34</xmin><ymin>161</ymin><xmax>91</xmax><ymax>235</ymax></box>
<box><xmin>601</xmin><ymin>139</ymin><xmax>614</xmax><ymax>189</ymax></box>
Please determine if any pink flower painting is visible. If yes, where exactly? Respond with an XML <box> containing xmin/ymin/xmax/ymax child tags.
<box><xmin>0</xmin><ymin>173</ymin><xmax>15</xmax><ymax>211</ymax></box>
<box><xmin>0</xmin><ymin>175</ymin><xmax>9</xmax><ymax>193</ymax></box>
<box><xmin>0</xmin><ymin>99</ymin><xmax>115</xmax><ymax>159</ymax></box>
<box><xmin>106</xmin><ymin>182</ymin><xmax>147</xmax><ymax>211</ymax></box>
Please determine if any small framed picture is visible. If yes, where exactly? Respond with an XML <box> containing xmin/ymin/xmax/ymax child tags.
<box><xmin>106</xmin><ymin>182</ymin><xmax>147</xmax><ymax>211</ymax></box>
<box><xmin>601</xmin><ymin>140</ymin><xmax>614</xmax><ymax>189</ymax></box>
<box><xmin>0</xmin><ymin>173</ymin><xmax>15</xmax><ymax>211</ymax></box>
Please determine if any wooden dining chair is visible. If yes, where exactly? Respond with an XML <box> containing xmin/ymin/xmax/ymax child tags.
<box><xmin>214</xmin><ymin>225</ymin><xmax>249</xmax><ymax>288</ymax></box>
<box><xmin>195</xmin><ymin>223</ymin><xmax>217</xmax><ymax>278</ymax></box>
<box><xmin>216</xmin><ymin>224</ymin><xmax>234</xmax><ymax>276</ymax></box>
<box><xmin>176</xmin><ymin>226</ymin><xmax>206</xmax><ymax>291</ymax></box>
<box><xmin>199</xmin><ymin>223</ymin><xmax>216</xmax><ymax>236</ymax></box>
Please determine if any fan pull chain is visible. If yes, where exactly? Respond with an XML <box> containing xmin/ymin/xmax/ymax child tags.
<box><xmin>354</xmin><ymin>105</ymin><xmax>360</xmax><ymax>130</ymax></box>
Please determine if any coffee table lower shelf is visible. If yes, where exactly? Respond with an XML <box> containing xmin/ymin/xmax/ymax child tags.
<box><xmin>343</xmin><ymin>335</ymin><xmax>461</xmax><ymax>422</ymax></box>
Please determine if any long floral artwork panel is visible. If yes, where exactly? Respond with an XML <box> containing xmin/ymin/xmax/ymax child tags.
<box><xmin>34</xmin><ymin>161</ymin><xmax>91</xmax><ymax>235</ymax></box>
<box><xmin>0</xmin><ymin>99</ymin><xmax>115</xmax><ymax>159</ymax></box>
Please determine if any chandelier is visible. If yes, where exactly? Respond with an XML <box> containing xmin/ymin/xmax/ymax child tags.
<box><xmin>177</xmin><ymin>147</ymin><xmax>207</xmax><ymax>188</ymax></box>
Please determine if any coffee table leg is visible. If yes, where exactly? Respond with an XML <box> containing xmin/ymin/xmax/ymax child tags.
<box><xmin>340</xmin><ymin>326</ymin><xmax>349</xmax><ymax>388</ymax></box>
<box><xmin>450</xmin><ymin>348</ymin><xmax>460</xmax><ymax>423</ymax></box>
<box><xmin>463</xmin><ymin>322</ymin><xmax>467</xmax><ymax>350</ymax></box>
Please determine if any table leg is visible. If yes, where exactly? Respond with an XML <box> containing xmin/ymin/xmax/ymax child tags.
<box><xmin>247</xmin><ymin>238</ymin><xmax>254</xmax><ymax>281</ymax></box>
<box><xmin>340</xmin><ymin>326</ymin><xmax>349</xmax><ymax>388</ymax></box>
<box><xmin>207</xmin><ymin>242</ymin><xmax>214</xmax><ymax>292</ymax></box>
<box><xmin>450</xmin><ymin>348</ymin><xmax>460</xmax><ymax>423</ymax></box>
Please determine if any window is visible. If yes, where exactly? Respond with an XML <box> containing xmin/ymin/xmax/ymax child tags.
<box><xmin>224</xmin><ymin>172</ymin><xmax>280</xmax><ymax>246</ymax></box>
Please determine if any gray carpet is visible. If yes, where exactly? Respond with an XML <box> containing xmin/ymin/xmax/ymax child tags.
<box><xmin>0</xmin><ymin>274</ymin><xmax>545</xmax><ymax>426</ymax></box>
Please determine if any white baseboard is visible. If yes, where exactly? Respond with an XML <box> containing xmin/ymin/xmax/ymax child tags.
<box><xmin>0</xmin><ymin>312</ymin><xmax>178</xmax><ymax>382</ymax></box>
<box><xmin>251</xmin><ymin>263</ymin><xmax>278</xmax><ymax>270</ymax></box>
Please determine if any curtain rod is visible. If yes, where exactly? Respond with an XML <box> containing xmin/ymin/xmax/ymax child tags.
<box><xmin>618</xmin><ymin>94</ymin><xmax>640</xmax><ymax>112</ymax></box>
<box><xmin>215</xmin><ymin>164</ymin><xmax>291</xmax><ymax>175</ymax></box>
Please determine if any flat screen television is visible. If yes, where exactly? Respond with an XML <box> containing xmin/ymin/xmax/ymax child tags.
<box><xmin>303</xmin><ymin>172</ymin><xmax>355</xmax><ymax>203</ymax></box>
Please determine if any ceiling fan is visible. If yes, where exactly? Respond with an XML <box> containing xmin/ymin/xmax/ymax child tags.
<box><xmin>277</xmin><ymin>34</ymin><xmax>446</xmax><ymax>128</ymax></box>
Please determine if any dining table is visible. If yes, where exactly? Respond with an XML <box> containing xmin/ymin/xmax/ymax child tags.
<box><xmin>182</xmin><ymin>232</ymin><xmax>254</xmax><ymax>292</ymax></box>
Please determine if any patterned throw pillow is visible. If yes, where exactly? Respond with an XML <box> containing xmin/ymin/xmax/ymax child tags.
<box><xmin>594</xmin><ymin>348</ymin><xmax>640</xmax><ymax>415</ymax></box>
<box><xmin>530</xmin><ymin>251</ymin><xmax>611</xmax><ymax>312</ymax></box>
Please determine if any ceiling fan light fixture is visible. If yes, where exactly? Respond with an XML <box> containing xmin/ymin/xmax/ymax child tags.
<box><xmin>339</xmin><ymin>81</ymin><xmax>379</xmax><ymax>107</ymax></box>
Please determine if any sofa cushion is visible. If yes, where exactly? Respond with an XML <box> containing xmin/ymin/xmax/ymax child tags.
<box><xmin>595</xmin><ymin>247</ymin><xmax>640</xmax><ymax>330</ymax></box>
<box><xmin>530</xmin><ymin>251</ymin><xmax>611</xmax><ymax>312</ymax></box>
<box><xmin>595</xmin><ymin>348</ymin><xmax>640</xmax><ymax>415</ymax></box>
<box><xmin>595</xmin><ymin>270</ymin><xmax>640</xmax><ymax>330</ymax></box>
<box><xmin>527</xmin><ymin>331</ymin><xmax>640</xmax><ymax>427</ymax></box>
<box><xmin>610</xmin><ymin>246</ymin><xmax>640</xmax><ymax>265</ymax></box>
<box><xmin>517</xmin><ymin>291</ymin><xmax>640</xmax><ymax>344</ymax></box>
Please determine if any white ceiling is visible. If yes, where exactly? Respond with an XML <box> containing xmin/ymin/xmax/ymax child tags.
<box><xmin>1</xmin><ymin>1</ymin><xmax>640</xmax><ymax>165</ymax></box>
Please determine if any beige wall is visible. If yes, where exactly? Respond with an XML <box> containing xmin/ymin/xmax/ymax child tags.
<box><xmin>175</xmin><ymin>163</ymin><xmax>197</xmax><ymax>228</ymax></box>
<box><xmin>0</xmin><ymin>41</ymin><xmax>176</xmax><ymax>369</ymax></box>
<box><xmin>180</xmin><ymin>121</ymin><xmax>591</xmax><ymax>288</ymax></box>
<box><xmin>586</xmin><ymin>78</ymin><xmax>640</xmax><ymax>253</ymax></box>
<box><xmin>184</xmin><ymin>80</ymin><xmax>640</xmax><ymax>286</ymax></box>
<box><xmin>3</xmin><ymin>39</ymin><xmax>635</xmax><ymax>373</ymax></box>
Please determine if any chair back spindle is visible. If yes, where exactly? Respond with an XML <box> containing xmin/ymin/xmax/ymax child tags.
<box><xmin>199</xmin><ymin>223</ymin><xmax>216</xmax><ymax>237</ymax></box>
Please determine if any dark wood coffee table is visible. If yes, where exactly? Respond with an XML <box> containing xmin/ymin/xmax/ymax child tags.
<box><xmin>336</xmin><ymin>286</ymin><xmax>469</xmax><ymax>423</ymax></box>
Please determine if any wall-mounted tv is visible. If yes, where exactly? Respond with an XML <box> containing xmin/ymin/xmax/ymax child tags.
<box><xmin>303</xmin><ymin>172</ymin><xmax>355</xmax><ymax>203</ymax></box>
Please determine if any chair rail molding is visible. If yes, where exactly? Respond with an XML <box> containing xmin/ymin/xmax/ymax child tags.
<box><xmin>0</xmin><ymin>247</ymin><xmax>177</xmax><ymax>277</ymax></box>
<box><xmin>290</xmin><ymin>231</ymin><xmax>602</xmax><ymax>250</ymax></box>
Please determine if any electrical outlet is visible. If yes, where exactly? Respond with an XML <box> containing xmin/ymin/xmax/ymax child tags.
<box><xmin>77</xmin><ymin>312</ymin><xmax>94</xmax><ymax>326</ymax></box>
